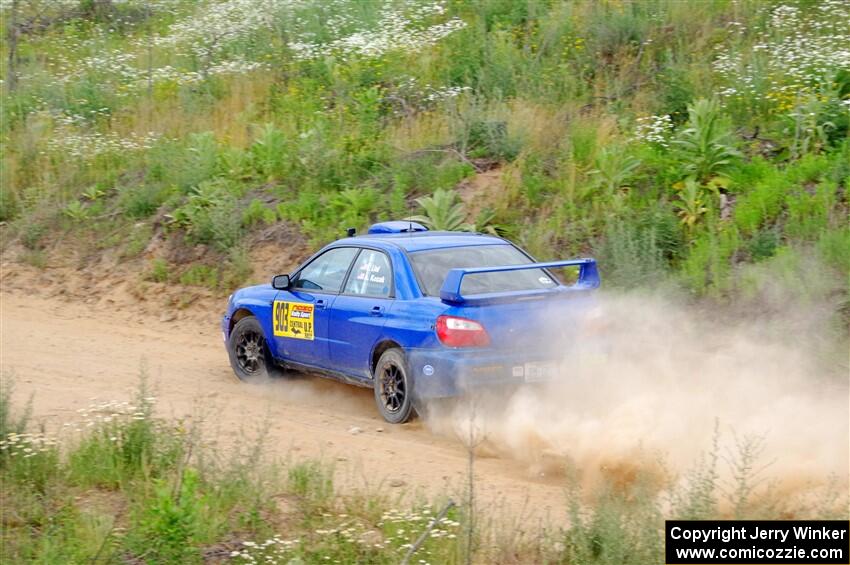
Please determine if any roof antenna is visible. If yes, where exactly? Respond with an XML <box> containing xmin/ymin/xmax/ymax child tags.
<box><xmin>346</xmin><ymin>227</ymin><xmax>356</xmax><ymax>237</ymax></box>
<box><xmin>407</xmin><ymin>191</ymin><xmax>413</xmax><ymax>233</ymax></box>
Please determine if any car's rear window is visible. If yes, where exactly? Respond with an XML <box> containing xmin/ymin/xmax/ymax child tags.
<box><xmin>409</xmin><ymin>244</ymin><xmax>558</xmax><ymax>296</ymax></box>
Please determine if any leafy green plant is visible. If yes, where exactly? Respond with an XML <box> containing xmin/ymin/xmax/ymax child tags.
<box><xmin>251</xmin><ymin>123</ymin><xmax>290</xmax><ymax>182</ymax></box>
<box><xmin>407</xmin><ymin>189</ymin><xmax>474</xmax><ymax>231</ymax></box>
<box><xmin>63</xmin><ymin>201</ymin><xmax>90</xmax><ymax>222</ymax></box>
<box><xmin>673</xmin><ymin>98</ymin><xmax>741</xmax><ymax>181</ymax></box>
<box><xmin>786</xmin><ymin>92</ymin><xmax>839</xmax><ymax>160</ymax></box>
<box><xmin>589</xmin><ymin>146</ymin><xmax>642</xmax><ymax>197</ymax></box>
<box><xmin>82</xmin><ymin>185</ymin><xmax>106</xmax><ymax>201</ymax></box>
<box><xmin>472</xmin><ymin>207</ymin><xmax>508</xmax><ymax>236</ymax></box>
<box><xmin>331</xmin><ymin>187</ymin><xmax>380</xmax><ymax>229</ymax></box>
<box><xmin>672</xmin><ymin>178</ymin><xmax>708</xmax><ymax>233</ymax></box>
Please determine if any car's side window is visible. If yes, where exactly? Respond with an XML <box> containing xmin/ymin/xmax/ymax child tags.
<box><xmin>292</xmin><ymin>247</ymin><xmax>358</xmax><ymax>293</ymax></box>
<box><xmin>343</xmin><ymin>249</ymin><xmax>392</xmax><ymax>298</ymax></box>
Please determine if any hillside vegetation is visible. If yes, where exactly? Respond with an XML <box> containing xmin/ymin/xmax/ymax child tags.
<box><xmin>1</xmin><ymin>0</ymin><xmax>848</xmax><ymax>302</ymax></box>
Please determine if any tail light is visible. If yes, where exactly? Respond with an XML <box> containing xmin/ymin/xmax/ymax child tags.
<box><xmin>436</xmin><ymin>315</ymin><xmax>490</xmax><ymax>348</ymax></box>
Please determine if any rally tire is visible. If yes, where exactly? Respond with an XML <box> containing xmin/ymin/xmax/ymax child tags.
<box><xmin>227</xmin><ymin>316</ymin><xmax>281</xmax><ymax>382</ymax></box>
<box><xmin>374</xmin><ymin>349</ymin><xmax>415</xmax><ymax>424</ymax></box>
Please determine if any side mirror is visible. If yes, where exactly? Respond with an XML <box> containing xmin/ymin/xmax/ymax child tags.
<box><xmin>271</xmin><ymin>274</ymin><xmax>290</xmax><ymax>290</ymax></box>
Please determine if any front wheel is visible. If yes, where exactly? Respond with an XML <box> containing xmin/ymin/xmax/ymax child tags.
<box><xmin>227</xmin><ymin>316</ymin><xmax>280</xmax><ymax>381</ymax></box>
<box><xmin>374</xmin><ymin>349</ymin><xmax>415</xmax><ymax>424</ymax></box>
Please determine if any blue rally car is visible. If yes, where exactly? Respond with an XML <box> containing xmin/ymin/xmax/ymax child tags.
<box><xmin>222</xmin><ymin>221</ymin><xmax>600</xmax><ymax>423</ymax></box>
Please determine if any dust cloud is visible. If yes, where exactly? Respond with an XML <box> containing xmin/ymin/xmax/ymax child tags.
<box><xmin>423</xmin><ymin>289</ymin><xmax>850</xmax><ymax>488</ymax></box>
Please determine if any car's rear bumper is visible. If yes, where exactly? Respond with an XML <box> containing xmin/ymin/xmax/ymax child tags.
<box><xmin>407</xmin><ymin>347</ymin><xmax>560</xmax><ymax>398</ymax></box>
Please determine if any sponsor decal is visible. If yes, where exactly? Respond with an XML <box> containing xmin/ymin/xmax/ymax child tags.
<box><xmin>273</xmin><ymin>301</ymin><xmax>315</xmax><ymax>340</ymax></box>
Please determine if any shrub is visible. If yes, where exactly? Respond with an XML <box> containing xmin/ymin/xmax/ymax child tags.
<box><xmin>20</xmin><ymin>221</ymin><xmax>48</xmax><ymax>251</ymax></box>
<box><xmin>145</xmin><ymin>258</ymin><xmax>171</xmax><ymax>283</ymax></box>
<box><xmin>287</xmin><ymin>460</ymin><xmax>334</xmax><ymax>508</ymax></box>
<box><xmin>179</xmin><ymin>265</ymin><xmax>219</xmax><ymax>288</ymax></box>
<box><xmin>733</xmin><ymin>173</ymin><xmax>789</xmax><ymax>237</ymax></box>
<box><xmin>119</xmin><ymin>184</ymin><xmax>172</xmax><ymax>219</ymax></box>
<box><xmin>563</xmin><ymin>475</ymin><xmax>664</xmax><ymax>565</ymax></box>
<box><xmin>467</xmin><ymin>120</ymin><xmax>521</xmax><ymax>161</ymax></box>
<box><xmin>0</xmin><ymin>186</ymin><xmax>18</xmax><ymax>222</ymax></box>
<box><xmin>746</xmin><ymin>228</ymin><xmax>780</xmax><ymax>262</ymax></box>
<box><xmin>221</xmin><ymin>247</ymin><xmax>253</xmax><ymax>291</ymax></box>
<box><xmin>123</xmin><ymin>223</ymin><xmax>153</xmax><ymax>258</ymax></box>
<box><xmin>680</xmin><ymin>227</ymin><xmax>740</xmax><ymax>295</ymax></box>
<box><xmin>250</xmin><ymin>123</ymin><xmax>291</xmax><ymax>182</ymax></box>
<box><xmin>241</xmin><ymin>198</ymin><xmax>277</xmax><ymax>228</ymax></box>
<box><xmin>133</xmin><ymin>469</ymin><xmax>204</xmax><ymax>564</ymax></box>
<box><xmin>785</xmin><ymin>181</ymin><xmax>837</xmax><ymax>242</ymax></box>
<box><xmin>595</xmin><ymin>213</ymin><xmax>672</xmax><ymax>289</ymax></box>
<box><xmin>817</xmin><ymin>227</ymin><xmax>850</xmax><ymax>277</ymax></box>
<box><xmin>170</xmin><ymin>180</ymin><xmax>242</xmax><ymax>250</ymax></box>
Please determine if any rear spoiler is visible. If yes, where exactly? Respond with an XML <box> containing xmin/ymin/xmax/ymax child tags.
<box><xmin>439</xmin><ymin>259</ymin><xmax>600</xmax><ymax>304</ymax></box>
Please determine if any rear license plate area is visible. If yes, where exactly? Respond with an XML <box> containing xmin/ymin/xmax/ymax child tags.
<box><xmin>523</xmin><ymin>362</ymin><xmax>558</xmax><ymax>383</ymax></box>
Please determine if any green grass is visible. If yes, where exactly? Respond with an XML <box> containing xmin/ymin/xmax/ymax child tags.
<box><xmin>1</xmin><ymin>374</ymin><xmax>847</xmax><ymax>564</ymax></box>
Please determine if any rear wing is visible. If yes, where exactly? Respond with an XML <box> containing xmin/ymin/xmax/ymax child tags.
<box><xmin>439</xmin><ymin>258</ymin><xmax>600</xmax><ymax>305</ymax></box>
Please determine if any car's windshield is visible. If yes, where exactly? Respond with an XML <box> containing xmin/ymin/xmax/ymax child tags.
<box><xmin>409</xmin><ymin>244</ymin><xmax>558</xmax><ymax>296</ymax></box>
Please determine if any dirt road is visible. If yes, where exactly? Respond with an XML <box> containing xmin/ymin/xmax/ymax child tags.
<box><xmin>0</xmin><ymin>290</ymin><xmax>568</xmax><ymax>521</ymax></box>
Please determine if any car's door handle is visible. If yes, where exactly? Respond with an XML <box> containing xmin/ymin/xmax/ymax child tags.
<box><xmin>370</xmin><ymin>306</ymin><xmax>384</xmax><ymax>317</ymax></box>
<box><xmin>315</xmin><ymin>299</ymin><xmax>327</xmax><ymax>310</ymax></box>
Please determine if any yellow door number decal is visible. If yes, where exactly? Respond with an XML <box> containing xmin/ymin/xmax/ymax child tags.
<box><xmin>273</xmin><ymin>301</ymin><xmax>315</xmax><ymax>340</ymax></box>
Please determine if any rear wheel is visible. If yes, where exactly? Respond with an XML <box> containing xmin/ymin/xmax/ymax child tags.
<box><xmin>374</xmin><ymin>349</ymin><xmax>415</xmax><ymax>424</ymax></box>
<box><xmin>228</xmin><ymin>316</ymin><xmax>280</xmax><ymax>381</ymax></box>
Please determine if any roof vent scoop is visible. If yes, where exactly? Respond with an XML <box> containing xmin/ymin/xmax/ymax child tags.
<box><xmin>367</xmin><ymin>221</ymin><xmax>429</xmax><ymax>234</ymax></box>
